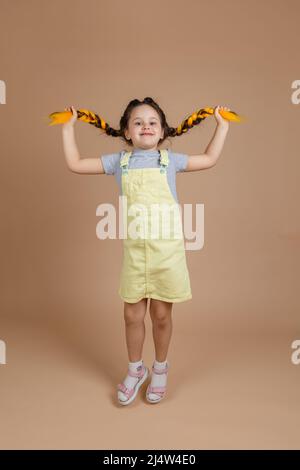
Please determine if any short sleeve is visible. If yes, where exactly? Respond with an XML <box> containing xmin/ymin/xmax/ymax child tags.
<box><xmin>171</xmin><ymin>152</ymin><xmax>188</xmax><ymax>173</ymax></box>
<box><xmin>100</xmin><ymin>153</ymin><xmax>120</xmax><ymax>175</ymax></box>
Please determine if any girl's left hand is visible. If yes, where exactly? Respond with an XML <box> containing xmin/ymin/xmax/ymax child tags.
<box><xmin>214</xmin><ymin>105</ymin><xmax>230</xmax><ymax>126</ymax></box>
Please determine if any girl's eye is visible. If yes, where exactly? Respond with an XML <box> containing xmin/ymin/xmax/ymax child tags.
<box><xmin>135</xmin><ymin>122</ymin><xmax>157</xmax><ymax>125</ymax></box>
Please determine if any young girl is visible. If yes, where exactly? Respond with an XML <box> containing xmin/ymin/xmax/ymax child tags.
<box><xmin>61</xmin><ymin>97</ymin><xmax>230</xmax><ymax>406</ymax></box>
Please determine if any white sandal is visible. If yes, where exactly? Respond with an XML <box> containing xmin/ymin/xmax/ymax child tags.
<box><xmin>117</xmin><ymin>364</ymin><xmax>149</xmax><ymax>406</ymax></box>
<box><xmin>146</xmin><ymin>361</ymin><xmax>169</xmax><ymax>404</ymax></box>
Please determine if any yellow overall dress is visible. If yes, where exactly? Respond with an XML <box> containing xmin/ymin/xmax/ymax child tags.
<box><xmin>118</xmin><ymin>149</ymin><xmax>192</xmax><ymax>304</ymax></box>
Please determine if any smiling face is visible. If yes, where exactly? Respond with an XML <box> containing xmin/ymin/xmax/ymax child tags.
<box><xmin>125</xmin><ymin>104</ymin><xmax>164</xmax><ymax>151</ymax></box>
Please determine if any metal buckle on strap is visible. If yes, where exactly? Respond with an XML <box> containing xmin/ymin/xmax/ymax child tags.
<box><xmin>120</xmin><ymin>151</ymin><xmax>131</xmax><ymax>174</ymax></box>
<box><xmin>159</xmin><ymin>149</ymin><xmax>169</xmax><ymax>173</ymax></box>
<box><xmin>160</xmin><ymin>151</ymin><xmax>169</xmax><ymax>166</ymax></box>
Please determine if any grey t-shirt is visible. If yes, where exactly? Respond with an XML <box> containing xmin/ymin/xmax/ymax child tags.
<box><xmin>100</xmin><ymin>148</ymin><xmax>188</xmax><ymax>202</ymax></box>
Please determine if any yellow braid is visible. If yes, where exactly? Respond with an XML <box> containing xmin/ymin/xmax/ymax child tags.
<box><xmin>48</xmin><ymin>108</ymin><xmax>107</xmax><ymax>129</ymax></box>
<box><xmin>172</xmin><ymin>107</ymin><xmax>242</xmax><ymax>137</ymax></box>
<box><xmin>48</xmin><ymin>106</ymin><xmax>243</xmax><ymax>137</ymax></box>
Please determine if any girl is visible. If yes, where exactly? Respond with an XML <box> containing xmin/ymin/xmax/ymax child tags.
<box><xmin>61</xmin><ymin>97</ymin><xmax>230</xmax><ymax>406</ymax></box>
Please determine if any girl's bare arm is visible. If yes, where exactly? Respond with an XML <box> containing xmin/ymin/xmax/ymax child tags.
<box><xmin>62</xmin><ymin>106</ymin><xmax>105</xmax><ymax>174</ymax></box>
<box><xmin>184</xmin><ymin>105</ymin><xmax>230</xmax><ymax>172</ymax></box>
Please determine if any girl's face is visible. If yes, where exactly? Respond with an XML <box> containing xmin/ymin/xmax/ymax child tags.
<box><xmin>125</xmin><ymin>105</ymin><xmax>164</xmax><ymax>151</ymax></box>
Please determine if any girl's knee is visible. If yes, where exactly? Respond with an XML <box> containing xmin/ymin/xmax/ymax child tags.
<box><xmin>124</xmin><ymin>299</ymin><xmax>147</xmax><ymax>324</ymax></box>
<box><xmin>149</xmin><ymin>299</ymin><xmax>173</xmax><ymax>323</ymax></box>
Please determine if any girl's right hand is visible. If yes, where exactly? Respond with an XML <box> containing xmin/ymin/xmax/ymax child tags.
<box><xmin>63</xmin><ymin>105</ymin><xmax>78</xmax><ymax>128</ymax></box>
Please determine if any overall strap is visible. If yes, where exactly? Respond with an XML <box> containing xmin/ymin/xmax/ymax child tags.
<box><xmin>159</xmin><ymin>149</ymin><xmax>169</xmax><ymax>173</ymax></box>
<box><xmin>120</xmin><ymin>151</ymin><xmax>131</xmax><ymax>175</ymax></box>
<box><xmin>120</xmin><ymin>149</ymin><xmax>169</xmax><ymax>174</ymax></box>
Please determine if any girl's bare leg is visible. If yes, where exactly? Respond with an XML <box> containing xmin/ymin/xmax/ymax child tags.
<box><xmin>149</xmin><ymin>299</ymin><xmax>173</xmax><ymax>361</ymax></box>
<box><xmin>123</xmin><ymin>298</ymin><xmax>148</xmax><ymax>362</ymax></box>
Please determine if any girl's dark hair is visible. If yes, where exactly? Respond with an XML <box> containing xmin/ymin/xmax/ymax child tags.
<box><xmin>117</xmin><ymin>97</ymin><xmax>171</xmax><ymax>147</ymax></box>
<box><xmin>70</xmin><ymin>97</ymin><xmax>222</xmax><ymax>145</ymax></box>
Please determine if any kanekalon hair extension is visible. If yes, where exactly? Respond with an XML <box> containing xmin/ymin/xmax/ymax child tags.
<box><xmin>48</xmin><ymin>96</ymin><xmax>243</xmax><ymax>146</ymax></box>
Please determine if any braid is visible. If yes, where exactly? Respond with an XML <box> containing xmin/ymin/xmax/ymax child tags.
<box><xmin>48</xmin><ymin>108</ymin><xmax>121</xmax><ymax>137</ymax></box>
<box><xmin>167</xmin><ymin>107</ymin><xmax>241</xmax><ymax>138</ymax></box>
<box><xmin>48</xmin><ymin>104</ymin><xmax>242</xmax><ymax>143</ymax></box>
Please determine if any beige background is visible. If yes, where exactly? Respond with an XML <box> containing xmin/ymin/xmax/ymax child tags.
<box><xmin>0</xmin><ymin>0</ymin><xmax>300</xmax><ymax>449</ymax></box>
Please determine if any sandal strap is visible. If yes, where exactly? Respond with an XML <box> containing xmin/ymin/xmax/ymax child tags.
<box><xmin>117</xmin><ymin>382</ymin><xmax>135</xmax><ymax>399</ymax></box>
<box><xmin>152</xmin><ymin>362</ymin><xmax>169</xmax><ymax>375</ymax></box>
<box><xmin>128</xmin><ymin>364</ymin><xmax>145</xmax><ymax>378</ymax></box>
<box><xmin>148</xmin><ymin>385</ymin><xmax>166</xmax><ymax>394</ymax></box>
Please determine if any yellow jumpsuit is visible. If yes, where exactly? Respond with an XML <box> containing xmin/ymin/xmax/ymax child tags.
<box><xmin>118</xmin><ymin>149</ymin><xmax>192</xmax><ymax>304</ymax></box>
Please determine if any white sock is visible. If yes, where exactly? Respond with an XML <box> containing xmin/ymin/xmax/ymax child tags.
<box><xmin>148</xmin><ymin>359</ymin><xmax>168</xmax><ymax>401</ymax></box>
<box><xmin>118</xmin><ymin>359</ymin><xmax>144</xmax><ymax>402</ymax></box>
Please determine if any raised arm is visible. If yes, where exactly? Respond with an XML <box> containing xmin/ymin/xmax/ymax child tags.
<box><xmin>184</xmin><ymin>105</ymin><xmax>230</xmax><ymax>172</ymax></box>
<box><xmin>62</xmin><ymin>106</ymin><xmax>105</xmax><ymax>174</ymax></box>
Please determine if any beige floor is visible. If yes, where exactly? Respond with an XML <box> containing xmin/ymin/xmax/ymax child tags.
<box><xmin>0</xmin><ymin>310</ymin><xmax>299</xmax><ymax>450</ymax></box>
